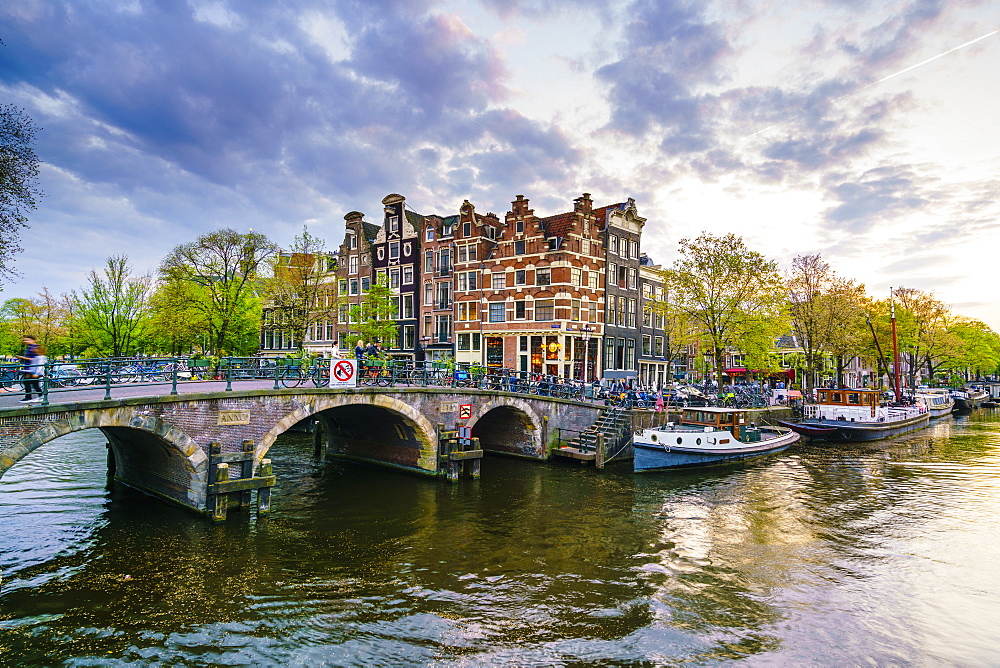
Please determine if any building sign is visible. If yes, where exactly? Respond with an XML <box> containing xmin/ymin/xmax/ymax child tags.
<box><xmin>440</xmin><ymin>402</ymin><xmax>458</xmax><ymax>413</ymax></box>
<box><xmin>330</xmin><ymin>359</ymin><xmax>356</xmax><ymax>387</ymax></box>
<box><xmin>218</xmin><ymin>410</ymin><xmax>251</xmax><ymax>426</ymax></box>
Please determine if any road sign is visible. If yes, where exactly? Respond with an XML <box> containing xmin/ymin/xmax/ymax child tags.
<box><xmin>331</xmin><ymin>359</ymin><xmax>356</xmax><ymax>387</ymax></box>
<box><xmin>458</xmin><ymin>425</ymin><xmax>472</xmax><ymax>447</ymax></box>
<box><xmin>459</xmin><ymin>404</ymin><xmax>472</xmax><ymax>420</ymax></box>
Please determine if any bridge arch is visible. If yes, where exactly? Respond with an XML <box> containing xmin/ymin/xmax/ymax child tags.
<box><xmin>0</xmin><ymin>413</ymin><xmax>206</xmax><ymax>508</ymax></box>
<box><xmin>469</xmin><ymin>397</ymin><xmax>543</xmax><ymax>458</ymax></box>
<box><xmin>256</xmin><ymin>393</ymin><xmax>440</xmax><ymax>473</ymax></box>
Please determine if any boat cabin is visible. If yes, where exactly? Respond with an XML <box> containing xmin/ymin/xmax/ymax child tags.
<box><xmin>815</xmin><ymin>388</ymin><xmax>881</xmax><ymax>409</ymax></box>
<box><xmin>806</xmin><ymin>388</ymin><xmax>884</xmax><ymax>422</ymax></box>
<box><xmin>681</xmin><ymin>407</ymin><xmax>755</xmax><ymax>441</ymax></box>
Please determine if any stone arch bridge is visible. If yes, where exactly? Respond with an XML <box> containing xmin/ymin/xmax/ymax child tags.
<box><xmin>0</xmin><ymin>387</ymin><xmax>602</xmax><ymax>516</ymax></box>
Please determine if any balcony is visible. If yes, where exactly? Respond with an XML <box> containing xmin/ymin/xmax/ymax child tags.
<box><xmin>438</xmin><ymin>266</ymin><xmax>453</xmax><ymax>277</ymax></box>
<box><xmin>436</xmin><ymin>300</ymin><xmax>453</xmax><ymax>310</ymax></box>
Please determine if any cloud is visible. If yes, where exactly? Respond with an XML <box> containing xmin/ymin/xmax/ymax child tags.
<box><xmin>821</xmin><ymin>165</ymin><xmax>929</xmax><ymax>233</ymax></box>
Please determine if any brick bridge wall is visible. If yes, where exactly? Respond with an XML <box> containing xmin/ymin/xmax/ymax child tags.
<box><xmin>0</xmin><ymin>388</ymin><xmax>602</xmax><ymax>514</ymax></box>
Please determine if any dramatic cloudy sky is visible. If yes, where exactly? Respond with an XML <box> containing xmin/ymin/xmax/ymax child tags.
<box><xmin>2</xmin><ymin>0</ymin><xmax>999</xmax><ymax>328</ymax></box>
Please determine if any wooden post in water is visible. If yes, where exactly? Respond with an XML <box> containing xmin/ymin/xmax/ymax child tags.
<box><xmin>212</xmin><ymin>463</ymin><xmax>229</xmax><ymax>522</ymax></box>
<box><xmin>313</xmin><ymin>420</ymin><xmax>324</xmax><ymax>456</ymax></box>
<box><xmin>541</xmin><ymin>415</ymin><xmax>549</xmax><ymax>454</ymax></box>
<box><xmin>257</xmin><ymin>459</ymin><xmax>272</xmax><ymax>514</ymax></box>
<box><xmin>596</xmin><ymin>433</ymin><xmax>606</xmax><ymax>469</ymax></box>
<box><xmin>239</xmin><ymin>439</ymin><xmax>254</xmax><ymax>509</ymax></box>
<box><xmin>470</xmin><ymin>437</ymin><xmax>481</xmax><ymax>478</ymax></box>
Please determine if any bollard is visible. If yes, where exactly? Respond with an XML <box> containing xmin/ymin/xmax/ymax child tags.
<box><xmin>596</xmin><ymin>433</ymin><xmax>606</xmax><ymax>469</ymax></box>
<box><xmin>170</xmin><ymin>360</ymin><xmax>178</xmax><ymax>395</ymax></box>
<box><xmin>225</xmin><ymin>357</ymin><xmax>233</xmax><ymax>391</ymax></box>
<box><xmin>104</xmin><ymin>363</ymin><xmax>113</xmax><ymax>401</ymax></box>
<box><xmin>240</xmin><ymin>439</ymin><xmax>254</xmax><ymax>508</ymax></box>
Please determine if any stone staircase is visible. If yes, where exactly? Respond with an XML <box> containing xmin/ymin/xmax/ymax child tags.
<box><xmin>554</xmin><ymin>404</ymin><xmax>634</xmax><ymax>465</ymax></box>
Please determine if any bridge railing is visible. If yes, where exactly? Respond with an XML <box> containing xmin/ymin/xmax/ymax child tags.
<box><xmin>2</xmin><ymin>356</ymin><xmax>670</xmax><ymax>412</ymax></box>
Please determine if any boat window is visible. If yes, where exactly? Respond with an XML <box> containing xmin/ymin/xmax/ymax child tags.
<box><xmin>847</xmin><ymin>393</ymin><xmax>860</xmax><ymax>404</ymax></box>
<box><xmin>818</xmin><ymin>390</ymin><xmax>828</xmax><ymax>402</ymax></box>
<box><xmin>831</xmin><ymin>392</ymin><xmax>842</xmax><ymax>403</ymax></box>
<box><xmin>676</xmin><ymin>437</ymin><xmax>683</xmax><ymax>445</ymax></box>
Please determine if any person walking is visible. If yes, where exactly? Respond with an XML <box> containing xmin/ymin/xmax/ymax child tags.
<box><xmin>16</xmin><ymin>336</ymin><xmax>47</xmax><ymax>403</ymax></box>
<box><xmin>354</xmin><ymin>340</ymin><xmax>366</xmax><ymax>363</ymax></box>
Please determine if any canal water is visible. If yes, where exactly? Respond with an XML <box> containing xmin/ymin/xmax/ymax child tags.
<box><xmin>2</xmin><ymin>412</ymin><xmax>1000</xmax><ymax>666</ymax></box>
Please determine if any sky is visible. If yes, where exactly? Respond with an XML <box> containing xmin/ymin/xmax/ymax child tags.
<box><xmin>2</xmin><ymin>0</ymin><xmax>999</xmax><ymax>329</ymax></box>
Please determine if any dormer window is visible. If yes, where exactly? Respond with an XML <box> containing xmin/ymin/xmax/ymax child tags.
<box><xmin>426</xmin><ymin>227</ymin><xmax>435</xmax><ymax>241</ymax></box>
<box><xmin>347</xmin><ymin>232</ymin><xmax>358</xmax><ymax>250</ymax></box>
<box><xmin>388</xmin><ymin>215</ymin><xmax>399</xmax><ymax>232</ymax></box>
<box><xmin>485</xmin><ymin>226</ymin><xmax>496</xmax><ymax>240</ymax></box>
<box><xmin>442</xmin><ymin>223</ymin><xmax>454</xmax><ymax>237</ymax></box>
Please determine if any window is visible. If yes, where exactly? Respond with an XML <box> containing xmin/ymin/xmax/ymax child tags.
<box><xmin>536</xmin><ymin>268</ymin><xmax>551</xmax><ymax>286</ymax></box>
<box><xmin>388</xmin><ymin>215</ymin><xmax>399</xmax><ymax>232</ymax></box>
<box><xmin>390</xmin><ymin>268</ymin><xmax>400</xmax><ymax>289</ymax></box>
<box><xmin>457</xmin><ymin>271</ymin><xmax>478</xmax><ymax>292</ymax></box>
<box><xmin>457</xmin><ymin>302</ymin><xmax>477</xmax><ymax>321</ymax></box>
<box><xmin>404</xmin><ymin>325</ymin><xmax>415</xmax><ymax>349</ymax></box>
<box><xmin>572</xmin><ymin>300</ymin><xmax>581</xmax><ymax>321</ymax></box>
<box><xmin>458</xmin><ymin>333</ymin><xmax>471</xmax><ymax>351</ymax></box>
<box><xmin>571</xmin><ymin>267</ymin><xmax>582</xmax><ymax>287</ymax></box>
<box><xmin>608</xmin><ymin>262</ymin><xmax>617</xmax><ymax>283</ymax></box>
<box><xmin>442</xmin><ymin>222</ymin><xmax>454</xmax><ymax>237</ymax></box>
<box><xmin>435</xmin><ymin>314</ymin><xmax>452</xmax><ymax>342</ymax></box>
<box><xmin>654</xmin><ymin>336</ymin><xmax>664</xmax><ymax>356</ymax></box>
<box><xmin>349</xmin><ymin>255</ymin><xmax>358</xmax><ymax>275</ymax></box>
<box><xmin>457</xmin><ymin>244</ymin><xmax>467</xmax><ymax>263</ymax></box>
<box><xmin>435</xmin><ymin>282</ymin><xmax>452</xmax><ymax>309</ymax></box>
<box><xmin>492</xmin><ymin>273</ymin><xmax>506</xmax><ymax>290</ymax></box>
<box><xmin>626</xmin><ymin>338</ymin><xmax>636</xmax><ymax>369</ymax></box>
<box><xmin>489</xmin><ymin>302</ymin><xmax>506</xmax><ymax>322</ymax></box>
<box><xmin>586</xmin><ymin>300</ymin><xmax>598</xmax><ymax>323</ymax></box>
<box><xmin>515</xmin><ymin>270</ymin><xmax>526</xmax><ymax>285</ymax></box>
<box><xmin>361</xmin><ymin>276</ymin><xmax>370</xmax><ymax>293</ymax></box>
<box><xmin>349</xmin><ymin>278</ymin><xmax>359</xmax><ymax>296</ymax></box>
<box><xmin>514</xmin><ymin>240</ymin><xmax>526</xmax><ymax>255</ymax></box>
<box><xmin>642</xmin><ymin>335</ymin><xmax>652</xmax><ymax>356</ymax></box>
<box><xmin>348</xmin><ymin>233</ymin><xmax>358</xmax><ymax>250</ymax></box>
<box><xmin>463</xmin><ymin>221</ymin><xmax>471</xmax><ymax>237</ymax></box>
<box><xmin>402</xmin><ymin>294</ymin><xmax>414</xmax><ymax>319</ymax></box>
<box><xmin>608</xmin><ymin>297</ymin><xmax>617</xmax><ymax>326</ymax></box>
<box><xmin>485</xmin><ymin>226</ymin><xmax>496</xmax><ymax>240</ymax></box>
<box><xmin>628</xmin><ymin>268</ymin><xmax>637</xmax><ymax>290</ymax></box>
<box><xmin>535</xmin><ymin>299</ymin><xmax>554</xmax><ymax>321</ymax></box>
<box><xmin>515</xmin><ymin>301</ymin><xmax>526</xmax><ymax>319</ymax></box>
<box><xmin>589</xmin><ymin>271</ymin><xmax>599</xmax><ymax>290</ymax></box>
<box><xmin>426</xmin><ymin>227</ymin><xmax>434</xmax><ymax>241</ymax></box>
<box><xmin>610</xmin><ymin>235</ymin><xmax>618</xmax><ymax>254</ymax></box>
<box><xmin>424</xmin><ymin>251</ymin><xmax>433</xmax><ymax>273</ymax></box>
<box><xmin>339</xmin><ymin>279</ymin><xmax>347</xmax><ymax>296</ymax></box>
<box><xmin>547</xmin><ymin>237</ymin><xmax>562</xmax><ymax>251</ymax></box>
<box><xmin>424</xmin><ymin>283</ymin><xmax>433</xmax><ymax>306</ymax></box>
<box><xmin>389</xmin><ymin>241</ymin><xmax>400</xmax><ymax>259</ymax></box>
<box><xmin>516</xmin><ymin>219</ymin><xmax>524</xmax><ymax>234</ymax></box>
<box><xmin>628</xmin><ymin>299</ymin><xmax>637</xmax><ymax>327</ymax></box>
<box><xmin>581</xmin><ymin>239</ymin><xmax>589</xmax><ymax>256</ymax></box>
<box><xmin>472</xmin><ymin>333</ymin><xmax>481</xmax><ymax>351</ymax></box>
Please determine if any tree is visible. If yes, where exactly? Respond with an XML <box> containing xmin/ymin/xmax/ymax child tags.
<box><xmin>0</xmin><ymin>104</ymin><xmax>43</xmax><ymax>281</ymax></box>
<box><xmin>260</xmin><ymin>226</ymin><xmax>338</xmax><ymax>351</ymax></box>
<box><xmin>160</xmin><ymin>228</ymin><xmax>277</xmax><ymax>354</ymax></box>
<box><xmin>145</xmin><ymin>279</ymin><xmax>208</xmax><ymax>355</ymax></box>
<box><xmin>645</xmin><ymin>281</ymin><xmax>701</xmax><ymax>379</ymax></box>
<box><xmin>663</xmin><ymin>232</ymin><xmax>787</xmax><ymax>389</ymax></box>
<box><xmin>786</xmin><ymin>255</ymin><xmax>867</xmax><ymax>390</ymax></box>
<box><xmin>71</xmin><ymin>255</ymin><xmax>150</xmax><ymax>357</ymax></box>
<box><xmin>348</xmin><ymin>273</ymin><xmax>397</xmax><ymax>351</ymax></box>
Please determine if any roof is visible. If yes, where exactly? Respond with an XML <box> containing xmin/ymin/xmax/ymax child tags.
<box><xmin>404</xmin><ymin>210</ymin><xmax>424</xmax><ymax>227</ymax></box>
<box><xmin>592</xmin><ymin>203</ymin><xmax>624</xmax><ymax>230</ymax></box>
<box><xmin>540</xmin><ymin>212</ymin><xmax>575</xmax><ymax>238</ymax></box>
<box><xmin>361</xmin><ymin>221</ymin><xmax>381</xmax><ymax>243</ymax></box>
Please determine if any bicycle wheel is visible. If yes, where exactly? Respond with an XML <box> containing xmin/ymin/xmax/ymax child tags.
<box><xmin>311</xmin><ymin>367</ymin><xmax>330</xmax><ymax>387</ymax></box>
<box><xmin>280</xmin><ymin>369</ymin><xmax>305</xmax><ymax>388</ymax></box>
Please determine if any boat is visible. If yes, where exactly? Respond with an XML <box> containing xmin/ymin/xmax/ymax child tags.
<box><xmin>633</xmin><ymin>407</ymin><xmax>799</xmax><ymax>472</ymax></box>
<box><xmin>914</xmin><ymin>388</ymin><xmax>955</xmax><ymax>419</ymax></box>
<box><xmin>778</xmin><ymin>387</ymin><xmax>929</xmax><ymax>442</ymax></box>
<box><xmin>951</xmin><ymin>386</ymin><xmax>987</xmax><ymax>413</ymax></box>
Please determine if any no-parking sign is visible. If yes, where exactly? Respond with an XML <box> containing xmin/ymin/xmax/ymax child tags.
<box><xmin>330</xmin><ymin>359</ymin><xmax>356</xmax><ymax>387</ymax></box>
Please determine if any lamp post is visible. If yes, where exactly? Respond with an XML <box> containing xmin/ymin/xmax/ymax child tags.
<box><xmin>580</xmin><ymin>325</ymin><xmax>594</xmax><ymax>383</ymax></box>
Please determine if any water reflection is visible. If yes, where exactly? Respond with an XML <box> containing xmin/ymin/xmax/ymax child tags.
<box><xmin>1</xmin><ymin>414</ymin><xmax>1000</xmax><ymax>664</ymax></box>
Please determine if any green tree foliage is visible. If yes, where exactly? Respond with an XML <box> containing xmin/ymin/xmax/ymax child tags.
<box><xmin>645</xmin><ymin>281</ymin><xmax>701</xmax><ymax>376</ymax></box>
<box><xmin>944</xmin><ymin>318</ymin><xmax>1000</xmax><ymax>381</ymax></box>
<box><xmin>348</xmin><ymin>273</ymin><xmax>397</xmax><ymax>352</ymax></box>
<box><xmin>70</xmin><ymin>255</ymin><xmax>150</xmax><ymax>357</ymax></box>
<box><xmin>664</xmin><ymin>232</ymin><xmax>787</xmax><ymax>389</ymax></box>
<box><xmin>145</xmin><ymin>279</ymin><xmax>207</xmax><ymax>355</ymax></box>
<box><xmin>159</xmin><ymin>228</ymin><xmax>277</xmax><ymax>354</ymax></box>
<box><xmin>787</xmin><ymin>255</ymin><xmax>867</xmax><ymax>389</ymax></box>
<box><xmin>260</xmin><ymin>226</ymin><xmax>338</xmax><ymax>351</ymax></box>
<box><xmin>0</xmin><ymin>104</ymin><xmax>43</xmax><ymax>281</ymax></box>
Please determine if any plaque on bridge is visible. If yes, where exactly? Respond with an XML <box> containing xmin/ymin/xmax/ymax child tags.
<box><xmin>218</xmin><ymin>410</ymin><xmax>251</xmax><ymax>425</ymax></box>
<box><xmin>459</xmin><ymin>404</ymin><xmax>472</xmax><ymax>420</ymax></box>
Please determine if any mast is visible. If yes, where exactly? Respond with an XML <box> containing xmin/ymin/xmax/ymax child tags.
<box><xmin>890</xmin><ymin>288</ymin><xmax>902</xmax><ymax>403</ymax></box>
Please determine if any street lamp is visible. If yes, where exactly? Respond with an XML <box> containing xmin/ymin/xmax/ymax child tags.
<box><xmin>580</xmin><ymin>325</ymin><xmax>595</xmax><ymax>383</ymax></box>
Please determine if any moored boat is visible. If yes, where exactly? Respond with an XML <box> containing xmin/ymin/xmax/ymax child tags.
<box><xmin>778</xmin><ymin>387</ymin><xmax>929</xmax><ymax>442</ymax></box>
<box><xmin>633</xmin><ymin>407</ymin><xmax>799</xmax><ymax>472</ymax></box>
<box><xmin>914</xmin><ymin>388</ymin><xmax>955</xmax><ymax>419</ymax></box>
